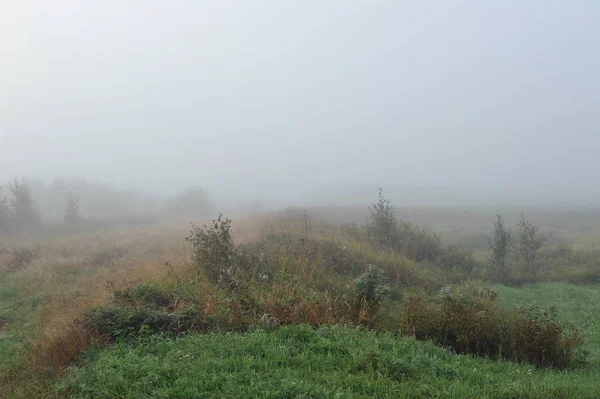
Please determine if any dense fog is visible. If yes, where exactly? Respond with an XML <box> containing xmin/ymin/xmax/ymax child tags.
<box><xmin>2</xmin><ymin>1</ymin><xmax>599</xmax><ymax>213</ymax></box>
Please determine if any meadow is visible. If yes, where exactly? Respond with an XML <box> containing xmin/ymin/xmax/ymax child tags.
<box><xmin>1</xmin><ymin>203</ymin><xmax>600</xmax><ymax>398</ymax></box>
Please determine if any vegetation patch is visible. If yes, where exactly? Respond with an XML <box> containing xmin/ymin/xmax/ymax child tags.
<box><xmin>56</xmin><ymin>325</ymin><xmax>600</xmax><ymax>399</ymax></box>
<box><xmin>402</xmin><ymin>284</ymin><xmax>583</xmax><ymax>368</ymax></box>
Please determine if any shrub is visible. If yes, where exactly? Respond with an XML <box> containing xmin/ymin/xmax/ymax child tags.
<box><xmin>367</xmin><ymin>189</ymin><xmax>397</xmax><ymax>248</ymax></box>
<box><xmin>436</xmin><ymin>244</ymin><xmax>477</xmax><ymax>273</ymax></box>
<box><xmin>401</xmin><ymin>284</ymin><xmax>583</xmax><ymax>368</ymax></box>
<box><xmin>517</xmin><ymin>214</ymin><xmax>548</xmax><ymax>277</ymax></box>
<box><xmin>490</xmin><ymin>213</ymin><xmax>512</xmax><ymax>281</ymax></box>
<box><xmin>365</xmin><ymin>190</ymin><xmax>444</xmax><ymax>263</ymax></box>
<box><xmin>398</xmin><ymin>222</ymin><xmax>443</xmax><ymax>262</ymax></box>
<box><xmin>354</xmin><ymin>265</ymin><xmax>389</xmax><ymax>309</ymax></box>
<box><xmin>187</xmin><ymin>214</ymin><xmax>243</xmax><ymax>288</ymax></box>
<box><xmin>112</xmin><ymin>283</ymin><xmax>178</xmax><ymax>310</ymax></box>
<box><xmin>89</xmin><ymin>305</ymin><xmax>207</xmax><ymax>340</ymax></box>
<box><xmin>508</xmin><ymin>304</ymin><xmax>582</xmax><ymax>367</ymax></box>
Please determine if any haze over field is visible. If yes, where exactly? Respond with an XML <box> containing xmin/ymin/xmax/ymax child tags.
<box><xmin>1</xmin><ymin>1</ymin><xmax>599</xmax><ymax>208</ymax></box>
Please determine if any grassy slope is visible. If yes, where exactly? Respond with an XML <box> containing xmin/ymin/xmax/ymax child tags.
<box><xmin>0</xmin><ymin>275</ymin><xmax>41</xmax><ymax>374</ymax></box>
<box><xmin>57</xmin><ymin>325</ymin><xmax>597</xmax><ymax>399</ymax></box>
<box><xmin>57</xmin><ymin>283</ymin><xmax>600</xmax><ymax>399</ymax></box>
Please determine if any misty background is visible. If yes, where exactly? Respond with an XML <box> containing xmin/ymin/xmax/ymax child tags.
<box><xmin>1</xmin><ymin>1</ymin><xmax>599</xmax><ymax>211</ymax></box>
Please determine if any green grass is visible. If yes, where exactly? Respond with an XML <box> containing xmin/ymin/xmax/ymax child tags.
<box><xmin>55</xmin><ymin>283</ymin><xmax>600</xmax><ymax>398</ymax></box>
<box><xmin>57</xmin><ymin>324</ymin><xmax>599</xmax><ymax>399</ymax></box>
<box><xmin>0</xmin><ymin>275</ymin><xmax>41</xmax><ymax>374</ymax></box>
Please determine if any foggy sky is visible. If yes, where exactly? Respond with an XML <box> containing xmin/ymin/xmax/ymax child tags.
<box><xmin>2</xmin><ymin>1</ymin><xmax>599</xmax><ymax>208</ymax></box>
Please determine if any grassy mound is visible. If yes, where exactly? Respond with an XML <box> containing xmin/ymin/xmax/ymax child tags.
<box><xmin>56</xmin><ymin>325</ymin><xmax>598</xmax><ymax>399</ymax></box>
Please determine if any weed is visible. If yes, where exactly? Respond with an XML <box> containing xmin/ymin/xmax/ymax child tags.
<box><xmin>353</xmin><ymin>264</ymin><xmax>389</xmax><ymax>310</ymax></box>
<box><xmin>186</xmin><ymin>214</ymin><xmax>237</xmax><ymax>286</ymax></box>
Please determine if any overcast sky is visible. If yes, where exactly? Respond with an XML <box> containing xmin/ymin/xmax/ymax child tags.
<box><xmin>1</xmin><ymin>1</ymin><xmax>599</xmax><ymax>207</ymax></box>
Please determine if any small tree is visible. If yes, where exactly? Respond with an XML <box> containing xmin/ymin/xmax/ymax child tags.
<box><xmin>0</xmin><ymin>186</ymin><xmax>10</xmax><ymax>232</ymax></box>
<box><xmin>9</xmin><ymin>178</ymin><xmax>40</xmax><ymax>230</ymax></box>
<box><xmin>186</xmin><ymin>213</ymin><xmax>235</xmax><ymax>285</ymax></box>
<box><xmin>367</xmin><ymin>189</ymin><xmax>397</xmax><ymax>248</ymax></box>
<box><xmin>490</xmin><ymin>213</ymin><xmax>512</xmax><ymax>282</ymax></box>
<box><xmin>354</xmin><ymin>264</ymin><xmax>389</xmax><ymax>308</ymax></box>
<box><xmin>516</xmin><ymin>213</ymin><xmax>547</xmax><ymax>277</ymax></box>
<box><xmin>353</xmin><ymin>264</ymin><xmax>389</xmax><ymax>325</ymax></box>
<box><xmin>64</xmin><ymin>192</ymin><xmax>81</xmax><ymax>225</ymax></box>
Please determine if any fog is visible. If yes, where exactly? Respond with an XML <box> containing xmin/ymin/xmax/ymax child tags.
<box><xmin>2</xmin><ymin>1</ymin><xmax>599</xmax><ymax>210</ymax></box>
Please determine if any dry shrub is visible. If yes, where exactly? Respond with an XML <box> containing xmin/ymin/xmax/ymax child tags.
<box><xmin>88</xmin><ymin>276</ymin><xmax>356</xmax><ymax>341</ymax></box>
<box><xmin>401</xmin><ymin>284</ymin><xmax>583</xmax><ymax>368</ymax></box>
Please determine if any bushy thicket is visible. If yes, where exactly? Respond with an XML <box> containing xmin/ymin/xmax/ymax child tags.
<box><xmin>402</xmin><ymin>284</ymin><xmax>583</xmax><ymax>368</ymax></box>
<box><xmin>186</xmin><ymin>214</ymin><xmax>239</xmax><ymax>288</ymax></box>
<box><xmin>356</xmin><ymin>190</ymin><xmax>479</xmax><ymax>273</ymax></box>
<box><xmin>362</xmin><ymin>190</ymin><xmax>595</xmax><ymax>285</ymax></box>
<box><xmin>487</xmin><ymin>213</ymin><xmax>589</xmax><ymax>284</ymax></box>
<box><xmin>89</xmin><ymin>212</ymin><xmax>585</xmax><ymax>369</ymax></box>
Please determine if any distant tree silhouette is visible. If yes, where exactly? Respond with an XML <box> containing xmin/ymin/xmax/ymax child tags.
<box><xmin>9</xmin><ymin>178</ymin><xmax>40</xmax><ymax>230</ymax></box>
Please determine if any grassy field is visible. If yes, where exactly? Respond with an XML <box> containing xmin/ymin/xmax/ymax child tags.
<box><xmin>52</xmin><ymin>283</ymin><xmax>600</xmax><ymax>398</ymax></box>
<box><xmin>2</xmin><ymin>209</ymin><xmax>600</xmax><ymax>398</ymax></box>
<box><xmin>56</xmin><ymin>321</ymin><xmax>599</xmax><ymax>399</ymax></box>
<box><xmin>0</xmin><ymin>275</ymin><xmax>41</xmax><ymax>374</ymax></box>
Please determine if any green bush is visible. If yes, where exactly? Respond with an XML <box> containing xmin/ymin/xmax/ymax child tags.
<box><xmin>353</xmin><ymin>265</ymin><xmax>389</xmax><ymax>309</ymax></box>
<box><xmin>89</xmin><ymin>305</ymin><xmax>207</xmax><ymax>340</ymax></box>
<box><xmin>366</xmin><ymin>189</ymin><xmax>398</xmax><ymax>248</ymax></box>
<box><xmin>435</xmin><ymin>244</ymin><xmax>477</xmax><ymax>273</ymax></box>
<box><xmin>186</xmin><ymin>214</ymin><xmax>236</xmax><ymax>285</ymax></box>
<box><xmin>112</xmin><ymin>283</ymin><xmax>178</xmax><ymax>309</ymax></box>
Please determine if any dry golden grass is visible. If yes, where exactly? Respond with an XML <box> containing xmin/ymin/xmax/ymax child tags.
<box><xmin>0</xmin><ymin>216</ymin><xmax>277</xmax><ymax>394</ymax></box>
<box><xmin>0</xmin><ymin>223</ymin><xmax>199</xmax><ymax>393</ymax></box>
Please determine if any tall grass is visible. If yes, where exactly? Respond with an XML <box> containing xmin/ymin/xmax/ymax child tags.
<box><xmin>1</xmin><ymin>210</ymin><xmax>600</xmax><ymax>397</ymax></box>
<box><xmin>57</xmin><ymin>325</ymin><xmax>600</xmax><ymax>399</ymax></box>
